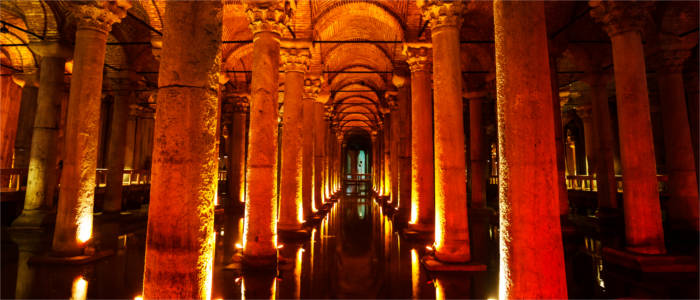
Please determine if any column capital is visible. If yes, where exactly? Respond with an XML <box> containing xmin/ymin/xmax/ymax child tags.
<box><xmin>70</xmin><ymin>1</ymin><xmax>131</xmax><ymax>33</ymax></box>
<box><xmin>575</xmin><ymin>104</ymin><xmax>593</xmax><ymax>121</ymax></box>
<box><xmin>385</xmin><ymin>91</ymin><xmax>399</xmax><ymax>111</ymax></box>
<box><xmin>244</xmin><ymin>0</ymin><xmax>295</xmax><ymax>36</ymax></box>
<box><xmin>417</xmin><ymin>0</ymin><xmax>465</xmax><ymax>31</ymax></box>
<box><xmin>589</xmin><ymin>1</ymin><xmax>651</xmax><ymax>38</ymax></box>
<box><xmin>303</xmin><ymin>76</ymin><xmax>322</xmax><ymax>100</ymax></box>
<box><xmin>12</xmin><ymin>69</ymin><xmax>39</xmax><ymax>88</ymax></box>
<box><xmin>280</xmin><ymin>42</ymin><xmax>311</xmax><ymax>73</ymax></box>
<box><xmin>649</xmin><ymin>34</ymin><xmax>694</xmax><ymax>73</ymax></box>
<box><xmin>403</xmin><ymin>43</ymin><xmax>432</xmax><ymax>73</ymax></box>
<box><xmin>28</xmin><ymin>42</ymin><xmax>72</xmax><ymax>59</ymax></box>
<box><xmin>224</xmin><ymin>93</ymin><xmax>250</xmax><ymax>113</ymax></box>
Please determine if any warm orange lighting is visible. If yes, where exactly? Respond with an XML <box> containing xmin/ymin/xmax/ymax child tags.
<box><xmin>201</xmin><ymin>231</ymin><xmax>215</xmax><ymax>300</ymax></box>
<box><xmin>434</xmin><ymin>193</ymin><xmax>445</xmax><ymax>251</ymax></box>
<box><xmin>434</xmin><ymin>278</ymin><xmax>444</xmax><ymax>300</ymax></box>
<box><xmin>294</xmin><ymin>247</ymin><xmax>303</xmax><ymax>299</ymax></box>
<box><xmin>134</xmin><ymin>296</ymin><xmax>143</xmax><ymax>300</ymax></box>
<box><xmin>277</xmin><ymin>244</ymin><xmax>284</xmax><ymax>249</ymax></box>
<box><xmin>76</xmin><ymin>213</ymin><xmax>92</xmax><ymax>244</ymax></box>
<box><xmin>71</xmin><ymin>276</ymin><xmax>88</xmax><ymax>300</ymax></box>
<box><xmin>411</xmin><ymin>249</ymin><xmax>420</xmax><ymax>299</ymax></box>
<box><xmin>235</xmin><ymin>243</ymin><xmax>243</xmax><ymax>249</ymax></box>
<box><xmin>425</xmin><ymin>245</ymin><xmax>433</xmax><ymax>251</ymax></box>
<box><xmin>215</xmin><ymin>194</ymin><xmax>219</xmax><ymax>206</ymax></box>
<box><xmin>409</xmin><ymin>194</ymin><xmax>419</xmax><ymax>224</ymax></box>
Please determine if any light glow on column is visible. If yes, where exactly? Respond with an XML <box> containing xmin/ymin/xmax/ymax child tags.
<box><xmin>76</xmin><ymin>213</ymin><xmax>92</xmax><ymax>244</ymax></box>
<box><xmin>434</xmin><ymin>278</ymin><xmax>444</xmax><ymax>300</ymax></box>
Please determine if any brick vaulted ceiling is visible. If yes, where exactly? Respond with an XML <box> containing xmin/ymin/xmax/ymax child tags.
<box><xmin>1</xmin><ymin>0</ymin><xmax>698</xmax><ymax>135</ymax></box>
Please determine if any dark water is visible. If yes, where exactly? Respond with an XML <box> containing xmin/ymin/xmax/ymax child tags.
<box><xmin>1</xmin><ymin>188</ymin><xmax>697</xmax><ymax>299</ymax></box>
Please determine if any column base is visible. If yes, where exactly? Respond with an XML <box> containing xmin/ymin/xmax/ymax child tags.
<box><xmin>278</xmin><ymin>228</ymin><xmax>311</xmax><ymax>240</ymax></box>
<box><xmin>602</xmin><ymin>247</ymin><xmax>698</xmax><ymax>272</ymax></box>
<box><xmin>402</xmin><ymin>223</ymin><xmax>434</xmax><ymax>240</ymax></box>
<box><xmin>11</xmin><ymin>210</ymin><xmax>56</xmax><ymax>229</ymax></box>
<box><xmin>241</xmin><ymin>253</ymin><xmax>278</xmax><ymax>271</ymax></box>
<box><xmin>421</xmin><ymin>254</ymin><xmax>487</xmax><ymax>272</ymax></box>
<box><xmin>28</xmin><ymin>249</ymin><xmax>114</xmax><ymax>265</ymax></box>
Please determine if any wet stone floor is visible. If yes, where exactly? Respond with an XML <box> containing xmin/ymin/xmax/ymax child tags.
<box><xmin>1</xmin><ymin>186</ymin><xmax>698</xmax><ymax>299</ymax></box>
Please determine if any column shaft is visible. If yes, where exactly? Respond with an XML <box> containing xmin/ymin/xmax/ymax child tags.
<box><xmin>494</xmin><ymin>1</ymin><xmax>567</xmax><ymax>298</ymax></box>
<box><xmin>228</xmin><ymin>104</ymin><xmax>247</xmax><ymax>205</ymax></box>
<box><xmin>104</xmin><ymin>86</ymin><xmax>131</xmax><ymax>213</ymax></box>
<box><xmin>302</xmin><ymin>98</ymin><xmax>315</xmax><ymax>214</ymax></box>
<box><xmin>590</xmin><ymin>77</ymin><xmax>618</xmax><ymax>210</ymax></box>
<box><xmin>13</xmin><ymin>77</ymin><xmax>39</xmax><ymax>169</ymax></box>
<box><xmin>398</xmin><ymin>84</ymin><xmax>412</xmax><ymax>222</ymax></box>
<box><xmin>469</xmin><ymin>97</ymin><xmax>486</xmax><ymax>209</ymax></box>
<box><xmin>142</xmin><ymin>1</ymin><xmax>221</xmax><ymax>298</ymax></box>
<box><xmin>279</xmin><ymin>70</ymin><xmax>305</xmax><ymax>230</ymax></box>
<box><xmin>314</xmin><ymin>101</ymin><xmax>325</xmax><ymax>206</ymax></box>
<box><xmin>409</xmin><ymin>64</ymin><xmax>434</xmax><ymax>229</ymax></box>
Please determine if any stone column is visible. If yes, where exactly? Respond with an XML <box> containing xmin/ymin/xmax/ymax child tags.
<box><xmin>141</xmin><ymin>1</ymin><xmax>221</xmax><ymax>298</ymax></box>
<box><xmin>550</xmin><ymin>57</ymin><xmax>570</xmax><ymax>216</ymax></box>
<box><xmin>584</xmin><ymin>73</ymin><xmax>618</xmax><ymax>211</ymax></box>
<box><xmin>494</xmin><ymin>1</ymin><xmax>568</xmax><ymax>298</ymax></box>
<box><xmin>13</xmin><ymin>71</ymin><xmax>39</xmax><ymax>169</ymax></box>
<box><xmin>52</xmin><ymin>3</ymin><xmax>129</xmax><ymax>255</ymax></box>
<box><xmin>278</xmin><ymin>45</ymin><xmax>309</xmax><ymax>234</ymax></box>
<box><xmin>12</xmin><ymin>43</ymin><xmax>70</xmax><ymax>229</ymax></box>
<box><xmin>387</xmin><ymin>93</ymin><xmax>400</xmax><ymax>206</ymax></box>
<box><xmin>104</xmin><ymin>72</ymin><xmax>135</xmax><ymax>214</ymax></box>
<box><xmin>396</xmin><ymin>74</ymin><xmax>412</xmax><ymax>222</ymax></box>
<box><xmin>370</xmin><ymin>131</ymin><xmax>378</xmax><ymax>192</ymax></box>
<box><xmin>418</xmin><ymin>0</ymin><xmax>470</xmax><ymax>262</ymax></box>
<box><xmin>123</xmin><ymin>105</ymin><xmax>138</xmax><ymax>170</ymax></box>
<box><xmin>314</xmin><ymin>100</ymin><xmax>326</xmax><ymax>207</ymax></box>
<box><xmin>242</xmin><ymin>0</ymin><xmax>294</xmax><ymax>268</ymax></box>
<box><xmin>382</xmin><ymin>112</ymin><xmax>392</xmax><ymax>198</ymax></box>
<box><xmin>302</xmin><ymin>78</ymin><xmax>320</xmax><ymax>214</ymax></box>
<box><xmin>465</xmin><ymin>91</ymin><xmax>487</xmax><ymax>209</ymax></box>
<box><xmin>228</xmin><ymin>96</ymin><xmax>248</xmax><ymax>205</ymax></box>
<box><xmin>576</xmin><ymin>105</ymin><xmax>595</xmax><ymax>175</ymax></box>
<box><xmin>591</xmin><ymin>2</ymin><xmax>665</xmax><ymax>254</ymax></box>
<box><xmin>653</xmin><ymin>37</ymin><xmax>699</xmax><ymax>231</ymax></box>
<box><xmin>404</xmin><ymin>44</ymin><xmax>434</xmax><ymax>231</ymax></box>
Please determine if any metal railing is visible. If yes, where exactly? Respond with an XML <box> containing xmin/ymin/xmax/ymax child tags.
<box><xmin>487</xmin><ymin>174</ymin><xmax>669</xmax><ymax>194</ymax></box>
<box><xmin>344</xmin><ymin>173</ymin><xmax>371</xmax><ymax>181</ymax></box>
<box><xmin>2</xmin><ymin>168</ymin><xmax>151</xmax><ymax>192</ymax></box>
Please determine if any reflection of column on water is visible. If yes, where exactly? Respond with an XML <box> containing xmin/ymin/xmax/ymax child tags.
<box><xmin>241</xmin><ymin>273</ymin><xmax>277</xmax><ymax>300</ymax></box>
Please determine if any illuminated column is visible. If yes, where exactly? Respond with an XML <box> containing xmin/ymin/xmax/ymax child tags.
<box><xmin>302</xmin><ymin>77</ymin><xmax>321</xmax><ymax>214</ymax></box>
<box><xmin>12</xmin><ymin>42</ymin><xmax>69</xmax><ymax>228</ymax></box>
<box><xmin>324</xmin><ymin>109</ymin><xmax>332</xmax><ymax>199</ymax></box>
<box><xmin>576</xmin><ymin>105</ymin><xmax>595</xmax><ymax>175</ymax></box>
<box><xmin>494</xmin><ymin>1</ymin><xmax>568</xmax><ymax>298</ymax></box>
<box><xmin>419</xmin><ymin>0</ymin><xmax>470</xmax><ymax>262</ymax></box>
<box><xmin>12</xmin><ymin>71</ymin><xmax>39</xmax><ymax>169</ymax></box>
<box><xmin>584</xmin><ymin>73</ymin><xmax>617</xmax><ymax>211</ymax></box>
<box><xmin>550</xmin><ymin>60</ymin><xmax>570</xmax><ymax>216</ymax></box>
<box><xmin>653</xmin><ymin>38</ymin><xmax>699</xmax><ymax>231</ymax></box>
<box><xmin>123</xmin><ymin>105</ymin><xmax>137</xmax><ymax>170</ymax></box>
<box><xmin>466</xmin><ymin>91</ymin><xmax>487</xmax><ymax>209</ymax></box>
<box><xmin>278</xmin><ymin>45</ymin><xmax>309</xmax><ymax>233</ymax></box>
<box><xmin>142</xmin><ymin>1</ymin><xmax>221</xmax><ymax>298</ymax></box>
<box><xmin>591</xmin><ymin>2</ymin><xmax>666</xmax><ymax>254</ymax></box>
<box><xmin>396</xmin><ymin>74</ymin><xmax>412</xmax><ymax>221</ymax></box>
<box><xmin>242</xmin><ymin>0</ymin><xmax>294</xmax><ymax>267</ymax></box>
<box><xmin>104</xmin><ymin>72</ymin><xmax>135</xmax><ymax>214</ymax></box>
<box><xmin>228</xmin><ymin>96</ymin><xmax>248</xmax><ymax>205</ymax></box>
<box><xmin>388</xmin><ymin>94</ymin><xmax>400</xmax><ymax>206</ymax></box>
<box><xmin>382</xmin><ymin>112</ymin><xmax>391</xmax><ymax>199</ymax></box>
<box><xmin>404</xmin><ymin>44</ymin><xmax>434</xmax><ymax>231</ymax></box>
<box><xmin>52</xmin><ymin>2</ymin><xmax>130</xmax><ymax>255</ymax></box>
<box><xmin>370</xmin><ymin>131</ymin><xmax>378</xmax><ymax>191</ymax></box>
<box><xmin>314</xmin><ymin>100</ymin><xmax>326</xmax><ymax>207</ymax></box>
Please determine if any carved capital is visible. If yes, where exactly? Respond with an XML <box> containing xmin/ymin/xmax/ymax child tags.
<box><xmin>303</xmin><ymin>76</ymin><xmax>322</xmax><ymax>100</ymax></box>
<box><xmin>385</xmin><ymin>91</ymin><xmax>399</xmax><ymax>111</ymax></box>
<box><xmin>71</xmin><ymin>1</ymin><xmax>131</xmax><ymax>33</ymax></box>
<box><xmin>589</xmin><ymin>1</ymin><xmax>651</xmax><ymax>38</ymax></box>
<box><xmin>417</xmin><ymin>0</ymin><xmax>465</xmax><ymax>31</ymax></box>
<box><xmin>280</xmin><ymin>43</ymin><xmax>311</xmax><ymax>73</ymax></box>
<box><xmin>403</xmin><ymin>43</ymin><xmax>432</xmax><ymax>73</ymax></box>
<box><xmin>244</xmin><ymin>0</ymin><xmax>295</xmax><ymax>36</ymax></box>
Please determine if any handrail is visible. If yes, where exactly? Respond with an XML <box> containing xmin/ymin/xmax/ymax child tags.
<box><xmin>2</xmin><ymin>168</ymin><xmax>151</xmax><ymax>192</ymax></box>
<box><xmin>487</xmin><ymin>174</ymin><xmax>668</xmax><ymax>194</ymax></box>
<box><xmin>344</xmin><ymin>173</ymin><xmax>371</xmax><ymax>181</ymax></box>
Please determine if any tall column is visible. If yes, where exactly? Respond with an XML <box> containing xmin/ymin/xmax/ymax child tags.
<box><xmin>584</xmin><ymin>73</ymin><xmax>618</xmax><ymax>211</ymax></box>
<box><xmin>418</xmin><ymin>0</ymin><xmax>470</xmax><ymax>262</ymax></box>
<box><xmin>123</xmin><ymin>105</ymin><xmax>137</xmax><ymax>170</ymax></box>
<box><xmin>404</xmin><ymin>44</ymin><xmax>434</xmax><ymax>231</ymax></box>
<box><xmin>549</xmin><ymin>55</ymin><xmax>570</xmax><ymax>216</ymax></box>
<box><xmin>387</xmin><ymin>94</ymin><xmax>400</xmax><ymax>206</ymax></box>
<box><xmin>242</xmin><ymin>0</ymin><xmax>293</xmax><ymax>267</ymax></box>
<box><xmin>396</xmin><ymin>74</ymin><xmax>412</xmax><ymax>222</ymax></box>
<box><xmin>142</xmin><ymin>1</ymin><xmax>221</xmax><ymax>298</ymax></box>
<box><xmin>52</xmin><ymin>3</ymin><xmax>129</xmax><ymax>255</ymax></box>
<box><xmin>653</xmin><ymin>37</ymin><xmax>699</xmax><ymax>231</ymax></box>
<box><xmin>591</xmin><ymin>2</ymin><xmax>666</xmax><ymax>254</ymax></box>
<box><xmin>278</xmin><ymin>45</ymin><xmax>309</xmax><ymax>234</ymax></box>
<box><xmin>314</xmin><ymin>101</ymin><xmax>326</xmax><ymax>207</ymax></box>
<box><xmin>466</xmin><ymin>91</ymin><xmax>487</xmax><ymax>209</ymax></box>
<box><xmin>382</xmin><ymin>113</ymin><xmax>391</xmax><ymax>198</ymax></box>
<box><xmin>13</xmin><ymin>71</ymin><xmax>39</xmax><ymax>169</ymax></box>
<box><xmin>104</xmin><ymin>72</ymin><xmax>135</xmax><ymax>214</ymax></box>
<box><xmin>494</xmin><ymin>1</ymin><xmax>568</xmax><ymax>298</ymax></box>
<box><xmin>302</xmin><ymin>77</ymin><xmax>320</xmax><ymax>214</ymax></box>
<box><xmin>12</xmin><ymin>43</ymin><xmax>70</xmax><ymax>228</ymax></box>
<box><xmin>576</xmin><ymin>105</ymin><xmax>595</xmax><ymax>175</ymax></box>
<box><xmin>228</xmin><ymin>96</ymin><xmax>248</xmax><ymax>205</ymax></box>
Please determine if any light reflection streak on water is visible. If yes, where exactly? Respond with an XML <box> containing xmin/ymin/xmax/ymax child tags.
<box><xmin>70</xmin><ymin>276</ymin><xmax>87</xmax><ymax>300</ymax></box>
<box><xmin>295</xmin><ymin>248</ymin><xmax>303</xmax><ymax>299</ymax></box>
<box><xmin>411</xmin><ymin>249</ymin><xmax>420</xmax><ymax>299</ymax></box>
<box><xmin>434</xmin><ymin>278</ymin><xmax>444</xmax><ymax>300</ymax></box>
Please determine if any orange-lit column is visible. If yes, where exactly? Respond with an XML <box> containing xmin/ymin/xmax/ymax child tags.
<box><xmin>382</xmin><ymin>112</ymin><xmax>392</xmax><ymax>199</ymax></box>
<box><xmin>654</xmin><ymin>40</ymin><xmax>699</xmax><ymax>231</ymax></box>
<box><xmin>591</xmin><ymin>2</ymin><xmax>666</xmax><ymax>254</ymax></box>
<box><xmin>314</xmin><ymin>100</ymin><xmax>326</xmax><ymax>206</ymax></box>
<box><xmin>584</xmin><ymin>73</ymin><xmax>617</xmax><ymax>211</ymax></box>
<box><xmin>52</xmin><ymin>2</ymin><xmax>129</xmax><ymax>255</ymax></box>
<box><xmin>228</xmin><ymin>95</ymin><xmax>248</xmax><ymax>205</ymax></box>
<box><xmin>370</xmin><ymin>131</ymin><xmax>378</xmax><ymax>192</ymax></box>
<box><xmin>419</xmin><ymin>0</ymin><xmax>470</xmax><ymax>262</ymax></box>
<box><xmin>396</xmin><ymin>75</ymin><xmax>412</xmax><ymax>221</ymax></box>
<box><xmin>142</xmin><ymin>1</ymin><xmax>221</xmax><ymax>298</ymax></box>
<box><xmin>494</xmin><ymin>1</ymin><xmax>568</xmax><ymax>297</ymax></box>
<box><xmin>576</xmin><ymin>105</ymin><xmax>595</xmax><ymax>175</ymax></box>
<box><xmin>12</xmin><ymin>71</ymin><xmax>39</xmax><ymax>169</ymax></box>
<box><xmin>388</xmin><ymin>94</ymin><xmax>400</xmax><ymax>206</ymax></box>
<box><xmin>242</xmin><ymin>0</ymin><xmax>294</xmax><ymax>267</ymax></box>
<box><xmin>466</xmin><ymin>91</ymin><xmax>487</xmax><ymax>209</ymax></box>
<box><xmin>549</xmin><ymin>56</ymin><xmax>570</xmax><ymax>216</ymax></box>
<box><xmin>279</xmin><ymin>45</ymin><xmax>309</xmax><ymax>234</ymax></box>
<box><xmin>12</xmin><ymin>43</ymin><xmax>70</xmax><ymax>228</ymax></box>
<box><xmin>104</xmin><ymin>73</ymin><xmax>134</xmax><ymax>214</ymax></box>
<box><xmin>302</xmin><ymin>77</ymin><xmax>321</xmax><ymax>214</ymax></box>
<box><xmin>404</xmin><ymin>44</ymin><xmax>434</xmax><ymax>231</ymax></box>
